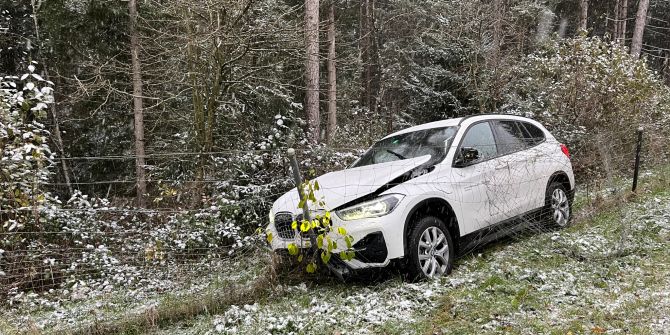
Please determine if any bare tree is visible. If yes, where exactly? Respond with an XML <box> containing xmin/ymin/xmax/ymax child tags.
<box><xmin>326</xmin><ymin>0</ymin><xmax>337</xmax><ymax>143</ymax></box>
<box><xmin>305</xmin><ymin>0</ymin><xmax>320</xmax><ymax>143</ymax></box>
<box><xmin>631</xmin><ymin>0</ymin><xmax>650</xmax><ymax>59</ymax></box>
<box><xmin>578</xmin><ymin>0</ymin><xmax>589</xmax><ymax>33</ymax></box>
<box><xmin>128</xmin><ymin>0</ymin><xmax>147</xmax><ymax>207</ymax></box>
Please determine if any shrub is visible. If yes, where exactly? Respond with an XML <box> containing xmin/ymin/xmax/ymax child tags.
<box><xmin>504</xmin><ymin>36</ymin><xmax>670</xmax><ymax>178</ymax></box>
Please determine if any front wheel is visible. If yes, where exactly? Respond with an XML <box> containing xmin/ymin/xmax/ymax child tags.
<box><xmin>544</xmin><ymin>182</ymin><xmax>571</xmax><ymax>228</ymax></box>
<box><xmin>406</xmin><ymin>216</ymin><xmax>454</xmax><ymax>280</ymax></box>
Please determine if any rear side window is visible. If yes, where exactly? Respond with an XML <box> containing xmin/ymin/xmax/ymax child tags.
<box><xmin>492</xmin><ymin>120</ymin><xmax>526</xmax><ymax>155</ymax></box>
<box><xmin>519</xmin><ymin>122</ymin><xmax>546</xmax><ymax>146</ymax></box>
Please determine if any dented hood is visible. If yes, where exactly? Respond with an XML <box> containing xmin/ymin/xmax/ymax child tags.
<box><xmin>272</xmin><ymin>155</ymin><xmax>430</xmax><ymax>214</ymax></box>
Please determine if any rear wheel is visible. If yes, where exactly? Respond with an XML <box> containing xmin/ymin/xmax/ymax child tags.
<box><xmin>544</xmin><ymin>182</ymin><xmax>571</xmax><ymax>228</ymax></box>
<box><xmin>406</xmin><ymin>216</ymin><xmax>454</xmax><ymax>280</ymax></box>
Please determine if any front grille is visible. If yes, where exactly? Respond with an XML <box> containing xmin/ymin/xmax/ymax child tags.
<box><xmin>274</xmin><ymin>213</ymin><xmax>295</xmax><ymax>239</ymax></box>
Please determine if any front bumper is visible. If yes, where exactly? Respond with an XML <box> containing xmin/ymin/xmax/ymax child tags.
<box><xmin>267</xmin><ymin>208</ymin><xmax>407</xmax><ymax>270</ymax></box>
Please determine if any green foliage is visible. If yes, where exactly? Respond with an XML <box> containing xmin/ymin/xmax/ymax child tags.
<box><xmin>0</xmin><ymin>64</ymin><xmax>55</xmax><ymax>234</ymax></box>
<box><xmin>280</xmin><ymin>179</ymin><xmax>356</xmax><ymax>273</ymax></box>
<box><xmin>504</xmin><ymin>36</ymin><xmax>670</xmax><ymax>175</ymax></box>
<box><xmin>506</xmin><ymin>36</ymin><xmax>669</xmax><ymax>133</ymax></box>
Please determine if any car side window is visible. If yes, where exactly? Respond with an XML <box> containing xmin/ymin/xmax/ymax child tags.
<box><xmin>460</xmin><ymin>122</ymin><xmax>497</xmax><ymax>162</ymax></box>
<box><xmin>519</xmin><ymin>122</ymin><xmax>546</xmax><ymax>146</ymax></box>
<box><xmin>493</xmin><ymin>120</ymin><xmax>526</xmax><ymax>155</ymax></box>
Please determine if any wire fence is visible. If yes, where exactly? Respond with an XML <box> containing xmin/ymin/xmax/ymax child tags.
<box><xmin>1</xmin><ymin>125</ymin><xmax>669</xmax><ymax>333</ymax></box>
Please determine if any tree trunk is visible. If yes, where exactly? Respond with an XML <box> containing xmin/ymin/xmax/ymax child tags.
<box><xmin>613</xmin><ymin>0</ymin><xmax>620</xmax><ymax>40</ymax></box>
<box><xmin>305</xmin><ymin>0</ymin><xmax>320</xmax><ymax>144</ymax></box>
<box><xmin>491</xmin><ymin>0</ymin><xmax>502</xmax><ymax>108</ymax></box>
<box><xmin>128</xmin><ymin>0</ymin><xmax>147</xmax><ymax>207</ymax></box>
<box><xmin>615</xmin><ymin>0</ymin><xmax>628</xmax><ymax>44</ymax></box>
<box><xmin>326</xmin><ymin>1</ymin><xmax>337</xmax><ymax>144</ymax></box>
<box><xmin>359</xmin><ymin>0</ymin><xmax>369</xmax><ymax>112</ymax></box>
<box><xmin>30</xmin><ymin>0</ymin><xmax>73</xmax><ymax>196</ymax></box>
<box><xmin>630</xmin><ymin>0</ymin><xmax>650</xmax><ymax>59</ymax></box>
<box><xmin>360</xmin><ymin>0</ymin><xmax>379</xmax><ymax>143</ymax></box>
<box><xmin>578</xmin><ymin>0</ymin><xmax>589</xmax><ymax>33</ymax></box>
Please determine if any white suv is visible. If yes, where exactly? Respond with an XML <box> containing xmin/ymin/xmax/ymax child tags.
<box><xmin>267</xmin><ymin>115</ymin><xmax>574</xmax><ymax>279</ymax></box>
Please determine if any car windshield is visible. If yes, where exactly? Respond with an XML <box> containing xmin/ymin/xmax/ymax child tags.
<box><xmin>351</xmin><ymin>126</ymin><xmax>457</xmax><ymax>168</ymax></box>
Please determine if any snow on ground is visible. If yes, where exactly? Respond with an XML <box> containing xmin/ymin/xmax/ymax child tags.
<box><xmin>3</xmin><ymin>190</ymin><xmax>670</xmax><ymax>334</ymax></box>
<box><xmin>154</xmin><ymin>192</ymin><xmax>670</xmax><ymax>334</ymax></box>
<box><xmin>0</xmin><ymin>255</ymin><xmax>266</xmax><ymax>333</ymax></box>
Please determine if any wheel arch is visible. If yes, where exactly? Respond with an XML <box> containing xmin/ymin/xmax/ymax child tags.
<box><xmin>547</xmin><ymin>171</ymin><xmax>574</xmax><ymax>203</ymax></box>
<box><xmin>403</xmin><ymin>197</ymin><xmax>460</xmax><ymax>255</ymax></box>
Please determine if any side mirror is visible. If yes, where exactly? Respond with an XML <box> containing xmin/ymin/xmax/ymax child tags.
<box><xmin>454</xmin><ymin>147</ymin><xmax>479</xmax><ymax>167</ymax></box>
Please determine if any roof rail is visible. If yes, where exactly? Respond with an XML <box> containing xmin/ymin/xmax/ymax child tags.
<box><xmin>457</xmin><ymin>113</ymin><xmax>530</xmax><ymax>125</ymax></box>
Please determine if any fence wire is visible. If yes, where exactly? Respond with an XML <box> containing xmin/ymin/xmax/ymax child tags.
<box><xmin>1</xmin><ymin>126</ymin><xmax>669</xmax><ymax>334</ymax></box>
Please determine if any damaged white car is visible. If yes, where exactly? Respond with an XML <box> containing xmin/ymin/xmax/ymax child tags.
<box><xmin>267</xmin><ymin>115</ymin><xmax>575</xmax><ymax>279</ymax></box>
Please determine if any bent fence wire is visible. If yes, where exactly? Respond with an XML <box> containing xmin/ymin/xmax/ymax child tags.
<box><xmin>0</xmin><ymin>126</ymin><xmax>669</xmax><ymax>333</ymax></box>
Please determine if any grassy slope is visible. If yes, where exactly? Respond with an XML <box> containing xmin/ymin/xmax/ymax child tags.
<box><xmin>153</xmin><ymin>172</ymin><xmax>670</xmax><ymax>335</ymax></box>
<box><xmin>419</xmin><ymin>192</ymin><xmax>670</xmax><ymax>335</ymax></box>
<box><xmin>5</xmin><ymin>170</ymin><xmax>669</xmax><ymax>335</ymax></box>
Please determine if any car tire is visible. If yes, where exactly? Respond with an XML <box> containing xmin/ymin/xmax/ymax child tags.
<box><xmin>406</xmin><ymin>216</ymin><xmax>454</xmax><ymax>281</ymax></box>
<box><xmin>543</xmin><ymin>182</ymin><xmax>572</xmax><ymax>228</ymax></box>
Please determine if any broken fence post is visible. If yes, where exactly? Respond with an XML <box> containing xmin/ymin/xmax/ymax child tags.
<box><xmin>287</xmin><ymin>149</ymin><xmax>319</xmax><ymax>252</ymax></box>
<box><xmin>287</xmin><ymin>148</ymin><xmax>311</xmax><ymax>222</ymax></box>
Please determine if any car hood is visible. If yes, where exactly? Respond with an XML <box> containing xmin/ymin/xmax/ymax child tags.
<box><xmin>272</xmin><ymin>155</ymin><xmax>430</xmax><ymax>214</ymax></box>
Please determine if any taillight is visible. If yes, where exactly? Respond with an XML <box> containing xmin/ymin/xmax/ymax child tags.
<box><xmin>560</xmin><ymin>143</ymin><xmax>570</xmax><ymax>159</ymax></box>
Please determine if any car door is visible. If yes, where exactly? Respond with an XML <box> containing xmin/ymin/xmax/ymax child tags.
<box><xmin>517</xmin><ymin>121</ymin><xmax>550</xmax><ymax>210</ymax></box>
<box><xmin>451</xmin><ymin>121</ymin><xmax>509</xmax><ymax>231</ymax></box>
<box><xmin>490</xmin><ymin>120</ymin><xmax>534</xmax><ymax>217</ymax></box>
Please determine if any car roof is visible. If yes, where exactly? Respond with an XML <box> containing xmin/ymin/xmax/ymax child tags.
<box><xmin>382</xmin><ymin>114</ymin><xmax>543</xmax><ymax>140</ymax></box>
<box><xmin>382</xmin><ymin>118</ymin><xmax>463</xmax><ymax>139</ymax></box>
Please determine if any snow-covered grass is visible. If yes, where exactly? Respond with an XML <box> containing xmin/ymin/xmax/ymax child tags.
<box><xmin>4</xmin><ymin>169</ymin><xmax>669</xmax><ymax>335</ymax></box>
<box><xmin>424</xmin><ymin>195</ymin><xmax>670</xmax><ymax>334</ymax></box>
<box><xmin>151</xmin><ymin>182</ymin><xmax>670</xmax><ymax>334</ymax></box>
<box><xmin>0</xmin><ymin>254</ymin><xmax>270</xmax><ymax>334</ymax></box>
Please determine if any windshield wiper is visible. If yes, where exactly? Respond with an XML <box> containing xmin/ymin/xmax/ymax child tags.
<box><xmin>386</xmin><ymin>149</ymin><xmax>406</xmax><ymax>160</ymax></box>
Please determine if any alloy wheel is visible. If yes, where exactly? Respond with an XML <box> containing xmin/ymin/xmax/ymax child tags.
<box><xmin>417</xmin><ymin>226</ymin><xmax>450</xmax><ymax>277</ymax></box>
<box><xmin>551</xmin><ymin>188</ymin><xmax>570</xmax><ymax>227</ymax></box>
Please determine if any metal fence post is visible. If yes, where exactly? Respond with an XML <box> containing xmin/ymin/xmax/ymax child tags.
<box><xmin>632</xmin><ymin>127</ymin><xmax>644</xmax><ymax>192</ymax></box>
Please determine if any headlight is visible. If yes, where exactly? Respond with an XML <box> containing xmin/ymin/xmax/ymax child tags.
<box><xmin>336</xmin><ymin>194</ymin><xmax>404</xmax><ymax>221</ymax></box>
<box><xmin>269</xmin><ymin>209</ymin><xmax>275</xmax><ymax>225</ymax></box>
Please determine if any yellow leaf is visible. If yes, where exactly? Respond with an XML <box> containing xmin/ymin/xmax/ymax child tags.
<box><xmin>321</xmin><ymin>251</ymin><xmax>331</xmax><ymax>264</ymax></box>
<box><xmin>300</xmin><ymin>220</ymin><xmax>310</xmax><ymax>232</ymax></box>
<box><xmin>291</xmin><ymin>221</ymin><xmax>298</xmax><ymax>230</ymax></box>
<box><xmin>345</xmin><ymin>236</ymin><xmax>353</xmax><ymax>248</ymax></box>
<box><xmin>306</xmin><ymin>262</ymin><xmax>316</xmax><ymax>273</ymax></box>
<box><xmin>266</xmin><ymin>232</ymin><xmax>273</xmax><ymax>244</ymax></box>
<box><xmin>288</xmin><ymin>243</ymin><xmax>298</xmax><ymax>256</ymax></box>
<box><xmin>337</xmin><ymin>227</ymin><xmax>347</xmax><ymax>235</ymax></box>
